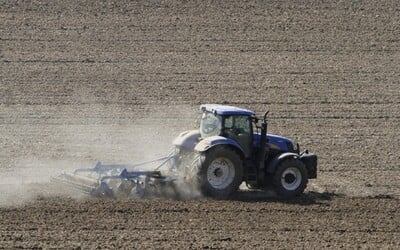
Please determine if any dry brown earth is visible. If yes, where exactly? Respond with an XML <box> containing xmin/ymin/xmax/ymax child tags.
<box><xmin>1</xmin><ymin>0</ymin><xmax>399</xmax><ymax>248</ymax></box>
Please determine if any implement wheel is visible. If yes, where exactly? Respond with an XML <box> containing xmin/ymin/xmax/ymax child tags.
<box><xmin>196</xmin><ymin>146</ymin><xmax>243</xmax><ymax>199</ymax></box>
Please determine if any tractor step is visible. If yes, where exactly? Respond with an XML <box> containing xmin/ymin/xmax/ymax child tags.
<box><xmin>245</xmin><ymin>162</ymin><xmax>258</xmax><ymax>185</ymax></box>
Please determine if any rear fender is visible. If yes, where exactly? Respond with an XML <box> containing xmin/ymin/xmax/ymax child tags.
<box><xmin>173</xmin><ymin>130</ymin><xmax>201</xmax><ymax>151</ymax></box>
<box><xmin>194</xmin><ymin>136</ymin><xmax>245</xmax><ymax>156</ymax></box>
<box><xmin>266</xmin><ymin>152</ymin><xmax>299</xmax><ymax>174</ymax></box>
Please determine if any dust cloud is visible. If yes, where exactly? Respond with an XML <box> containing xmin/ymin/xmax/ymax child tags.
<box><xmin>0</xmin><ymin>159</ymin><xmax>85</xmax><ymax>207</ymax></box>
<box><xmin>0</xmin><ymin>104</ymin><xmax>202</xmax><ymax>206</ymax></box>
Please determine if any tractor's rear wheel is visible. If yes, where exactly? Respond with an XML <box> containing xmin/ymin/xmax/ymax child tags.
<box><xmin>273</xmin><ymin>158</ymin><xmax>308</xmax><ymax>198</ymax></box>
<box><xmin>196</xmin><ymin>146</ymin><xmax>243</xmax><ymax>199</ymax></box>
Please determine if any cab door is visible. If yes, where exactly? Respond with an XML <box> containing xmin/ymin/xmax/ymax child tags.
<box><xmin>222</xmin><ymin>115</ymin><xmax>253</xmax><ymax>158</ymax></box>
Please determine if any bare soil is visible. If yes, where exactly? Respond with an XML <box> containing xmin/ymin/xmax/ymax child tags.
<box><xmin>1</xmin><ymin>0</ymin><xmax>399</xmax><ymax>248</ymax></box>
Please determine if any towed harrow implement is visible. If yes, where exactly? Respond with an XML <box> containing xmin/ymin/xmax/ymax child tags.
<box><xmin>52</xmin><ymin>152</ymin><xmax>179</xmax><ymax>198</ymax></box>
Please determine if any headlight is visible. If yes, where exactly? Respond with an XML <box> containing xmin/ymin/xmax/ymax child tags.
<box><xmin>293</xmin><ymin>142</ymin><xmax>300</xmax><ymax>153</ymax></box>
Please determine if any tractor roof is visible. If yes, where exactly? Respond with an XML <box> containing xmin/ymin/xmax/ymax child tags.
<box><xmin>200</xmin><ymin>104</ymin><xmax>255</xmax><ymax>116</ymax></box>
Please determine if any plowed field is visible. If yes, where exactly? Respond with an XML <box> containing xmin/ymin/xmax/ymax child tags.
<box><xmin>1</xmin><ymin>0</ymin><xmax>399</xmax><ymax>248</ymax></box>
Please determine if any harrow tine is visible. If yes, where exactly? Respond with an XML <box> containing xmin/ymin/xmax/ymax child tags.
<box><xmin>51</xmin><ymin>176</ymin><xmax>94</xmax><ymax>194</ymax></box>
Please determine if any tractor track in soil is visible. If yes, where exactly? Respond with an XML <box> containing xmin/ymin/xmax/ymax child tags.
<box><xmin>1</xmin><ymin>0</ymin><xmax>400</xmax><ymax>248</ymax></box>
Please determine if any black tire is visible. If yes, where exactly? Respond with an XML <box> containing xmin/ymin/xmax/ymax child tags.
<box><xmin>273</xmin><ymin>158</ymin><xmax>308</xmax><ymax>198</ymax></box>
<box><xmin>196</xmin><ymin>146</ymin><xmax>243</xmax><ymax>199</ymax></box>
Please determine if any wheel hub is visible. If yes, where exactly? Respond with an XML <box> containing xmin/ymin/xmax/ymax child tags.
<box><xmin>207</xmin><ymin>157</ymin><xmax>235</xmax><ymax>190</ymax></box>
<box><xmin>281</xmin><ymin>167</ymin><xmax>302</xmax><ymax>191</ymax></box>
<box><xmin>214</xmin><ymin>168</ymin><xmax>223</xmax><ymax>177</ymax></box>
<box><xmin>284</xmin><ymin>173</ymin><xmax>296</xmax><ymax>184</ymax></box>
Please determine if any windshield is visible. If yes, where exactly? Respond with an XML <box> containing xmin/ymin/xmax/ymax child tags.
<box><xmin>200</xmin><ymin>112</ymin><xmax>222</xmax><ymax>138</ymax></box>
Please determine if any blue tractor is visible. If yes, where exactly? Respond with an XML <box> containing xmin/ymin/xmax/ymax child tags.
<box><xmin>173</xmin><ymin>104</ymin><xmax>317</xmax><ymax>199</ymax></box>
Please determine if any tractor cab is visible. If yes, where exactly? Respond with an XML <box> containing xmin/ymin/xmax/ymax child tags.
<box><xmin>199</xmin><ymin>104</ymin><xmax>254</xmax><ymax>157</ymax></box>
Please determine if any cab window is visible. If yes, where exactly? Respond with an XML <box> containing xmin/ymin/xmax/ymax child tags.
<box><xmin>223</xmin><ymin>115</ymin><xmax>251</xmax><ymax>134</ymax></box>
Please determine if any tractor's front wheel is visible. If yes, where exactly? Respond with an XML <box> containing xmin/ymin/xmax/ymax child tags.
<box><xmin>196</xmin><ymin>146</ymin><xmax>243</xmax><ymax>199</ymax></box>
<box><xmin>273</xmin><ymin>158</ymin><xmax>308</xmax><ymax>198</ymax></box>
